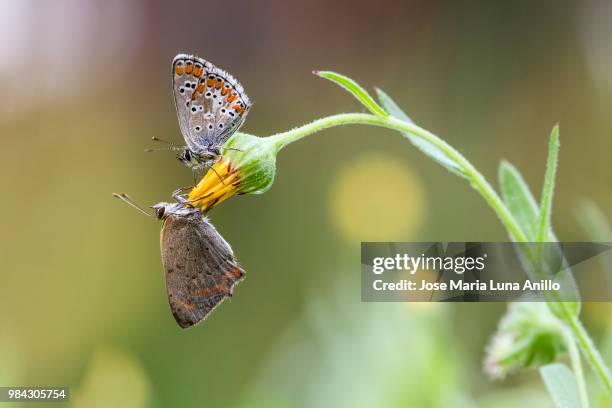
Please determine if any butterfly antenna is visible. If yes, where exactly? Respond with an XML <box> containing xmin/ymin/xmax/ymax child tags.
<box><xmin>145</xmin><ymin>137</ymin><xmax>183</xmax><ymax>152</ymax></box>
<box><xmin>112</xmin><ymin>193</ymin><xmax>153</xmax><ymax>217</ymax></box>
<box><xmin>144</xmin><ymin>146</ymin><xmax>183</xmax><ymax>152</ymax></box>
<box><xmin>151</xmin><ymin>136</ymin><xmax>176</xmax><ymax>146</ymax></box>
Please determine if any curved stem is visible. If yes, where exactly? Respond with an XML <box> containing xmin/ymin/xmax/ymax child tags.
<box><xmin>568</xmin><ymin>314</ymin><xmax>612</xmax><ymax>393</ymax></box>
<box><xmin>267</xmin><ymin>113</ymin><xmax>528</xmax><ymax>242</ymax></box>
<box><xmin>563</xmin><ymin>325</ymin><xmax>590</xmax><ymax>407</ymax></box>
<box><xmin>265</xmin><ymin>112</ymin><xmax>612</xmax><ymax>393</ymax></box>
<box><xmin>268</xmin><ymin>114</ymin><xmax>383</xmax><ymax>151</ymax></box>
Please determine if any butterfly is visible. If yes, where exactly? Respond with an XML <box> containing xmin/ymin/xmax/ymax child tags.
<box><xmin>170</xmin><ymin>53</ymin><xmax>251</xmax><ymax>175</ymax></box>
<box><xmin>113</xmin><ymin>191</ymin><xmax>245</xmax><ymax>328</ymax></box>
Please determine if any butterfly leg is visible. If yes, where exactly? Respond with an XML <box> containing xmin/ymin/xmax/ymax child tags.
<box><xmin>172</xmin><ymin>186</ymin><xmax>192</xmax><ymax>195</ymax></box>
<box><xmin>179</xmin><ymin>191</ymin><xmax>214</xmax><ymax>206</ymax></box>
<box><xmin>221</xmin><ymin>147</ymin><xmax>243</xmax><ymax>153</ymax></box>
<box><xmin>193</xmin><ymin>161</ymin><xmax>226</xmax><ymax>186</ymax></box>
<box><xmin>206</xmin><ymin>163</ymin><xmax>226</xmax><ymax>186</ymax></box>
<box><xmin>191</xmin><ymin>168</ymin><xmax>198</xmax><ymax>187</ymax></box>
<box><xmin>171</xmin><ymin>186</ymin><xmax>195</xmax><ymax>203</ymax></box>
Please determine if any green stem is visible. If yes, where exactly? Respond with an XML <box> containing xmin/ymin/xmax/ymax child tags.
<box><xmin>563</xmin><ymin>325</ymin><xmax>590</xmax><ymax>407</ymax></box>
<box><xmin>266</xmin><ymin>111</ymin><xmax>612</xmax><ymax>393</ymax></box>
<box><xmin>268</xmin><ymin>113</ymin><xmax>528</xmax><ymax>242</ymax></box>
<box><xmin>568</xmin><ymin>313</ymin><xmax>612</xmax><ymax>393</ymax></box>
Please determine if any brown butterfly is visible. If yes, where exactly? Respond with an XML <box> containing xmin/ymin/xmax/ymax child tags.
<box><xmin>113</xmin><ymin>192</ymin><xmax>245</xmax><ymax>328</ymax></box>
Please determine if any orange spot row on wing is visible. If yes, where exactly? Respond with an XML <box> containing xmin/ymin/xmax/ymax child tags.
<box><xmin>175</xmin><ymin>64</ymin><xmax>185</xmax><ymax>76</ymax></box>
<box><xmin>176</xmin><ymin>299</ymin><xmax>196</xmax><ymax>310</ymax></box>
<box><xmin>190</xmin><ymin>284</ymin><xmax>231</xmax><ymax>298</ymax></box>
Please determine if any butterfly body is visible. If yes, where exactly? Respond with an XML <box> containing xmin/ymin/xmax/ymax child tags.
<box><xmin>171</xmin><ymin>53</ymin><xmax>250</xmax><ymax>173</ymax></box>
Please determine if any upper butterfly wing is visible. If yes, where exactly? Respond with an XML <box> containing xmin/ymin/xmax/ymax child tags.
<box><xmin>172</xmin><ymin>54</ymin><xmax>251</xmax><ymax>153</ymax></box>
<box><xmin>160</xmin><ymin>212</ymin><xmax>245</xmax><ymax>329</ymax></box>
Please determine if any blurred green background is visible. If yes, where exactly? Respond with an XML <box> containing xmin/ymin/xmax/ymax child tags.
<box><xmin>1</xmin><ymin>0</ymin><xmax>612</xmax><ymax>407</ymax></box>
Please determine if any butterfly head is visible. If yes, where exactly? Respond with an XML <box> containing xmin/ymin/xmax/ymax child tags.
<box><xmin>177</xmin><ymin>148</ymin><xmax>219</xmax><ymax>168</ymax></box>
<box><xmin>151</xmin><ymin>202</ymin><xmax>195</xmax><ymax>220</ymax></box>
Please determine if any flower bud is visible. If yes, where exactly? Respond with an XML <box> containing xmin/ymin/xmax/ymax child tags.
<box><xmin>188</xmin><ymin>132</ymin><xmax>278</xmax><ymax>211</ymax></box>
<box><xmin>484</xmin><ymin>302</ymin><xmax>566</xmax><ymax>379</ymax></box>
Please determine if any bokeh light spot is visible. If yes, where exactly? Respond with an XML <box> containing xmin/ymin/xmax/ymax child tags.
<box><xmin>73</xmin><ymin>346</ymin><xmax>151</xmax><ymax>408</ymax></box>
<box><xmin>329</xmin><ymin>153</ymin><xmax>426</xmax><ymax>242</ymax></box>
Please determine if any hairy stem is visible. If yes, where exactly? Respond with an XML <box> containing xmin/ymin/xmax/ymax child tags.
<box><xmin>266</xmin><ymin>112</ymin><xmax>612</xmax><ymax>393</ymax></box>
<box><xmin>563</xmin><ymin>325</ymin><xmax>590</xmax><ymax>407</ymax></box>
<box><xmin>268</xmin><ymin>113</ymin><xmax>527</xmax><ymax>241</ymax></box>
<box><xmin>568</xmin><ymin>314</ymin><xmax>612</xmax><ymax>393</ymax></box>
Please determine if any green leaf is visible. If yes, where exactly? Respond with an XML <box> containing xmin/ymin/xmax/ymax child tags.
<box><xmin>498</xmin><ymin>160</ymin><xmax>580</xmax><ymax>317</ymax></box>
<box><xmin>314</xmin><ymin>71</ymin><xmax>388</xmax><ymax>117</ymax></box>
<box><xmin>575</xmin><ymin>199</ymin><xmax>612</xmax><ymax>288</ymax></box>
<box><xmin>536</xmin><ymin>125</ymin><xmax>560</xmax><ymax>243</ymax></box>
<box><xmin>374</xmin><ymin>87</ymin><xmax>415</xmax><ymax>124</ymax></box>
<box><xmin>540</xmin><ymin>363</ymin><xmax>581</xmax><ymax>408</ymax></box>
<box><xmin>499</xmin><ymin>160</ymin><xmax>543</xmax><ymax>241</ymax></box>
<box><xmin>375</xmin><ymin>88</ymin><xmax>468</xmax><ymax>179</ymax></box>
<box><xmin>576</xmin><ymin>199</ymin><xmax>612</xmax><ymax>242</ymax></box>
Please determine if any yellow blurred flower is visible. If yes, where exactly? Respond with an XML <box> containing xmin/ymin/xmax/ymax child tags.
<box><xmin>329</xmin><ymin>153</ymin><xmax>426</xmax><ymax>241</ymax></box>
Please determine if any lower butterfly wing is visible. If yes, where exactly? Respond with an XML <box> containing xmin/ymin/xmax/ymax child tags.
<box><xmin>172</xmin><ymin>54</ymin><xmax>251</xmax><ymax>154</ymax></box>
<box><xmin>160</xmin><ymin>212</ymin><xmax>245</xmax><ymax>329</ymax></box>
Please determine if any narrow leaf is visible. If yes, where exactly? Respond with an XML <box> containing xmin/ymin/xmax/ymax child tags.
<box><xmin>314</xmin><ymin>71</ymin><xmax>388</xmax><ymax>117</ymax></box>
<box><xmin>540</xmin><ymin>363</ymin><xmax>581</xmax><ymax>408</ymax></box>
<box><xmin>498</xmin><ymin>160</ymin><xmax>542</xmax><ymax>241</ymax></box>
<box><xmin>374</xmin><ymin>87</ymin><xmax>415</xmax><ymax>124</ymax></box>
<box><xmin>498</xmin><ymin>160</ymin><xmax>580</xmax><ymax>316</ymax></box>
<box><xmin>536</xmin><ymin>125</ymin><xmax>560</xmax><ymax>243</ymax></box>
<box><xmin>576</xmin><ymin>199</ymin><xmax>612</xmax><ymax>242</ymax></box>
<box><xmin>375</xmin><ymin>88</ymin><xmax>467</xmax><ymax>179</ymax></box>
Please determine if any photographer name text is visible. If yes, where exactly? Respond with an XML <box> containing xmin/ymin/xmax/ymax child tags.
<box><xmin>373</xmin><ymin>279</ymin><xmax>561</xmax><ymax>292</ymax></box>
